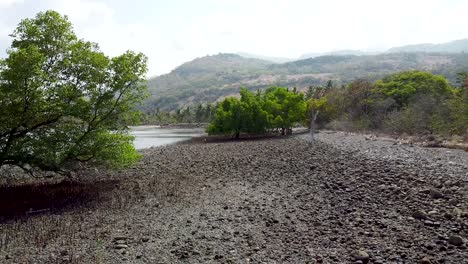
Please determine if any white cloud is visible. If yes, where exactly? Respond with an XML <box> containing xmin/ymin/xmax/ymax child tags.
<box><xmin>50</xmin><ymin>0</ymin><xmax>113</xmax><ymax>22</ymax></box>
<box><xmin>0</xmin><ymin>0</ymin><xmax>23</xmax><ymax>8</ymax></box>
<box><xmin>1</xmin><ymin>0</ymin><xmax>468</xmax><ymax>76</ymax></box>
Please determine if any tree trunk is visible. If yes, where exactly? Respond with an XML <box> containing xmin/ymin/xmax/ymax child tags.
<box><xmin>310</xmin><ymin>110</ymin><xmax>320</xmax><ymax>140</ymax></box>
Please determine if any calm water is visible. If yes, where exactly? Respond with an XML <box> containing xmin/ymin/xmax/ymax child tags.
<box><xmin>131</xmin><ymin>126</ymin><xmax>206</xmax><ymax>149</ymax></box>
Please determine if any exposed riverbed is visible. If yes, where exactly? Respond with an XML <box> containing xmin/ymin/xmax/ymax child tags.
<box><xmin>1</xmin><ymin>131</ymin><xmax>467</xmax><ymax>263</ymax></box>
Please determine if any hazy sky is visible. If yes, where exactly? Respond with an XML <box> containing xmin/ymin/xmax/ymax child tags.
<box><xmin>1</xmin><ymin>0</ymin><xmax>468</xmax><ymax>76</ymax></box>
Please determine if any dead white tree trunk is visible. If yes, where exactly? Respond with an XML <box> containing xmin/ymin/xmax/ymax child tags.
<box><xmin>309</xmin><ymin>87</ymin><xmax>326</xmax><ymax>140</ymax></box>
<box><xmin>309</xmin><ymin>110</ymin><xmax>320</xmax><ymax>140</ymax></box>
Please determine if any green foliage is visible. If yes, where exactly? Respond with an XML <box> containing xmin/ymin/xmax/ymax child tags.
<box><xmin>374</xmin><ymin>71</ymin><xmax>453</xmax><ymax>108</ymax></box>
<box><xmin>456</xmin><ymin>72</ymin><xmax>468</xmax><ymax>88</ymax></box>
<box><xmin>85</xmin><ymin>131</ymin><xmax>142</xmax><ymax>169</ymax></box>
<box><xmin>307</xmin><ymin>96</ymin><xmax>337</xmax><ymax>125</ymax></box>
<box><xmin>308</xmin><ymin>71</ymin><xmax>468</xmax><ymax>136</ymax></box>
<box><xmin>264</xmin><ymin>87</ymin><xmax>307</xmax><ymax>134</ymax></box>
<box><xmin>239</xmin><ymin>88</ymin><xmax>270</xmax><ymax>134</ymax></box>
<box><xmin>383</xmin><ymin>94</ymin><xmax>440</xmax><ymax>134</ymax></box>
<box><xmin>141</xmin><ymin>103</ymin><xmax>215</xmax><ymax>125</ymax></box>
<box><xmin>0</xmin><ymin>11</ymin><xmax>148</xmax><ymax>173</ymax></box>
<box><xmin>207</xmin><ymin>87</ymin><xmax>306</xmax><ymax>137</ymax></box>
<box><xmin>207</xmin><ymin>97</ymin><xmax>244</xmax><ymax>137</ymax></box>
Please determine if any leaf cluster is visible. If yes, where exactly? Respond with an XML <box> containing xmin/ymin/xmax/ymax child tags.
<box><xmin>308</xmin><ymin>71</ymin><xmax>468</xmax><ymax>135</ymax></box>
<box><xmin>207</xmin><ymin>87</ymin><xmax>306</xmax><ymax>137</ymax></box>
<box><xmin>0</xmin><ymin>11</ymin><xmax>148</xmax><ymax>174</ymax></box>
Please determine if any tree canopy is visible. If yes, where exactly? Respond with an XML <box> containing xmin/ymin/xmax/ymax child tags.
<box><xmin>307</xmin><ymin>71</ymin><xmax>467</xmax><ymax>135</ymax></box>
<box><xmin>264</xmin><ymin>86</ymin><xmax>307</xmax><ymax>135</ymax></box>
<box><xmin>207</xmin><ymin>87</ymin><xmax>306</xmax><ymax>137</ymax></box>
<box><xmin>374</xmin><ymin>71</ymin><xmax>453</xmax><ymax>108</ymax></box>
<box><xmin>0</xmin><ymin>11</ymin><xmax>148</xmax><ymax>174</ymax></box>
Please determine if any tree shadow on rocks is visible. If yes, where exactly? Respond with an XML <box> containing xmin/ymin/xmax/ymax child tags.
<box><xmin>190</xmin><ymin>132</ymin><xmax>303</xmax><ymax>144</ymax></box>
<box><xmin>0</xmin><ymin>179</ymin><xmax>118</xmax><ymax>223</ymax></box>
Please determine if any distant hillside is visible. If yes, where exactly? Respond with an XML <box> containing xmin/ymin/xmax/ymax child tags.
<box><xmin>144</xmin><ymin>52</ymin><xmax>468</xmax><ymax>111</ymax></box>
<box><xmin>388</xmin><ymin>38</ymin><xmax>468</xmax><ymax>53</ymax></box>
<box><xmin>299</xmin><ymin>50</ymin><xmax>377</xmax><ymax>59</ymax></box>
<box><xmin>297</xmin><ymin>39</ymin><xmax>468</xmax><ymax>58</ymax></box>
<box><xmin>236</xmin><ymin>52</ymin><xmax>293</xmax><ymax>63</ymax></box>
<box><xmin>145</xmin><ymin>53</ymin><xmax>271</xmax><ymax>110</ymax></box>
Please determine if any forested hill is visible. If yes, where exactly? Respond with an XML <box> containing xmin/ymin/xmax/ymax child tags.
<box><xmin>144</xmin><ymin>52</ymin><xmax>468</xmax><ymax>111</ymax></box>
<box><xmin>388</xmin><ymin>38</ymin><xmax>468</xmax><ymax>53</ymax></box>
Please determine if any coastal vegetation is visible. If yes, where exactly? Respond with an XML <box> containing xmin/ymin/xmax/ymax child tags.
<box><xmin>207</xmin><ymin>87</ymin><xmax>306</xmax><ymax>138</ymax></box>
<box><xmin>203</xmin><ymin>71</ymin><xmax>467</xmax><ymax>139</ymax></box>
<box><xmin>141</xmin><ymin>103</ymin><xmax>215</xmax><ymax>125</ymax></box>
<box><xmin>307</xmin><ymin>71</ymin><xmax>468</xmax><ymax>136</ymax></box>
<box><xmin>0</xmin><ymin>11</ymin><xmax>148</xmax><ymax>175</ymax></box>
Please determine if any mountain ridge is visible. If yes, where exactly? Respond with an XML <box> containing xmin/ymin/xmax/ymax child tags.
<box><xmin>388</xmin><ymin>38</ymin><xmax>468</xmax><ymax>53</ymax></box>
<box><xmin>240</xmin><ymin>38</ymin><xmax>468</xmax><ymax>62</ymax></box>
<box><xmin>236</xmin><ymin>52</ymin><xmax>294</xmax><ymax>63</ymax></box>
<box><xmin>144</xmin><ymin>39</ymin><xmax>468</xmax><ymax>111</ymax></box>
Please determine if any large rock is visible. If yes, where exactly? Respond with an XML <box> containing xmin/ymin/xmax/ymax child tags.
<box><xmin>429</xmin><ymin>189</ymin><xmax>444</xmax><ymax>199</ymax></box>
<box><xmin>420</xmin><ymin>256</ymin><xmax>433</xmax><ymax>264</ymax></box>
<box><xmin>412</xmin><ymin>210</ymin><xmax>428</xmax><ymax>220</ymax></box>
<box><xmin>448</xmin><ymin>235</ymin><xmax>464</xmax><ymax>246</ymax></box>
<box><xmin>114</xmin><ymin>244</ymin><xmax>128</xmax><ymax>250</ymax></box>
<box><xmin>351</xmin><ymin>250</ymin><xmax>370</xmax><ymax>263</ymax></box>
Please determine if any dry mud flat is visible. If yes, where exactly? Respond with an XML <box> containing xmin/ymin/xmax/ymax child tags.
<box><xmin>1</xmin><ymin>132</ymin><xmax>467</xmax><ymax>263</ymax></box>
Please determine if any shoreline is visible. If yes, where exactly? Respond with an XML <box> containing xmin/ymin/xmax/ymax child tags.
<box><xmin>316</xmin><ymin>129</ymin><xmax>468</xmax><ymax>152</ymax></box>
<box><xmin>134</xmin><ymin>123</ymin><xmax>209</xmax><ymax>129</ymax></box>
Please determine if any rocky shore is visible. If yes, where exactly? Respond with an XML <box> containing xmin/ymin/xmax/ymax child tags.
<box><xmin>0</xmin><ymin>131</ymin><xmax>467</xmax><ymax>263</ymax></box>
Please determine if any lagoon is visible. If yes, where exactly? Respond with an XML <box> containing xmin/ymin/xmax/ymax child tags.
<box><xmin>131</xmin><ymin>126</ymin><xmax>206</xmax><ymax>149</ymax></box>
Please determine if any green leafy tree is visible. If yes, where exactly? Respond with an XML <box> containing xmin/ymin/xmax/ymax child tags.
<box><xmin>264</xmin><ymin>86</ymin><xmax>306</xmax><ymax>135</ymax></box>
<box><xmin>374</xmin><ymin>71</ymin><xmax>453</xmax><ymax>108</ymax></box>
<box><xmin>205</xmin><ymin>103</ymin><xmax>215</xmax><ymax>121</ymax></box>
<box><xmin>172</xmin><ymin>109</ymin><xmax>181</xmax><ymax>123</ymax></box>
<box><xmin>0</xmin><ymin>11</ymin><xmax>148</xmax><ymax>174</ymax></box>
<box><xmin>456</xmin><ymin>72</ymin><xmax>468</xmax><ymax>89</ymax></box>
<box><xmin>181</xmin><ymin>106</ymin><xmax>192</xmax><ymax>123</ymax></box>
<box><xmin>433</xmin><ymin>74</ymin><xmax>468</xmax><ymax>135</ymax></box>
<box><xmin>207</xmin><ymin>86</ymin><xmax>307</xmax><ymax>137</ymax></box>
<box><xmin>195</xmin><ymin>104</ymin><xmax>204</xmax><ymax>123</ymax></box>
<box><xmin>207</xmin><ymin>97</ymin><xmax>243</xmax><ymax>138</ymax></box>
<box><xmin>305</xmin><ymin>85</ymin><xmax>324</xmax><ymax>99</ymax></box>
<box><xmin>239</xmin><ymin>88</ymin><xmax>270</xmax><ymax>134</ymax></box>
<box><xmin>304</xmin><ymin>71</ymin><xmax>467</xmax><ymax>136</ymax></box>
